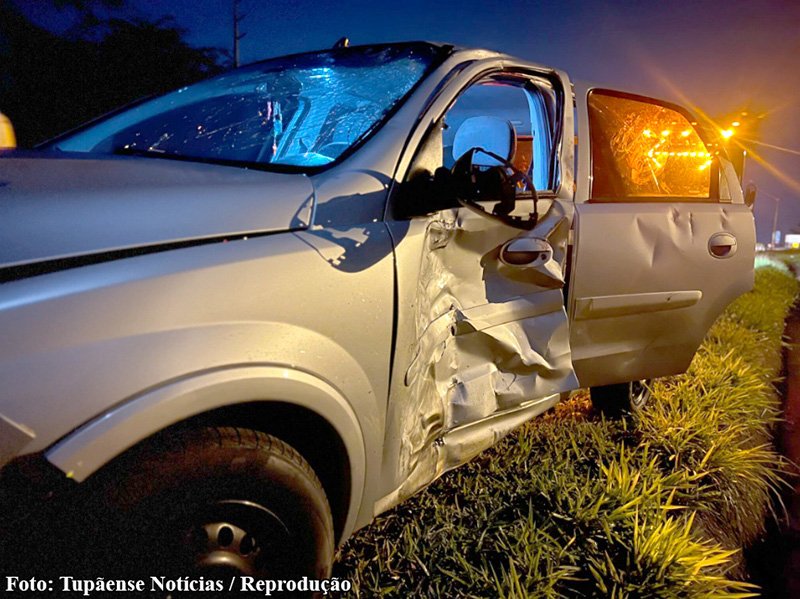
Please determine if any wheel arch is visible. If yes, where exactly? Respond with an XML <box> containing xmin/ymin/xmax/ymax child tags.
<box><xmin>46</xmin><ymin>365</ymin><xmax>367</xmax><ymax>545</ymax></box>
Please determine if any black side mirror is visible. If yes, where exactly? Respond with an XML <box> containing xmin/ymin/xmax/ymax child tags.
<box><xmin>451</xmin><ymin>147</ymin><xmax>539</xmax><ymax>230</ymax></box>
<box><xmin>744</xmin><ymin>182</ymin><xmax>757</xmax><ymax>209</ymax></box>
<box><xmin>393</xmin><ymin>166</ymin><xmax>461</xmax><ymax>220</ymax></box>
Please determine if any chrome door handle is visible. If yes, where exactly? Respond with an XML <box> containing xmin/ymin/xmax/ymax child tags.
<box><xmin>708</xmin><ymin>232</ymin><xmax>737</xmax><ymax>258</ymax></box>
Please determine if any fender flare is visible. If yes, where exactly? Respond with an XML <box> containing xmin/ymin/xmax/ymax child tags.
<box><xmin>46</xmin><ymin>365</ymin><xmax>366</xmax><ymax>540</ymax></box>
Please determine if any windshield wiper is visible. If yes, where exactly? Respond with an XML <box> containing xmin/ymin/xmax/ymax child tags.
<box><xmin>108</xmin><ymin>145</ymin><xmax>312</xmax><ymax>174</ymax></box>
<box><xmin>113</xmin><ymin>146</ymin><xmax>177</xmax><ymax>159</ymax></box>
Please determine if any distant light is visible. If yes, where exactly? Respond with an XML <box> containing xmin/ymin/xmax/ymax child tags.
<box><xmin>643</xmin><ymin>129</ymin><xmax>652</xmax><ymax>137</ymax></box>
<box><xmin>653</xmin><ymin>151</ymin><xmax>705</xmax><ymax>159</ymax></box>
<box><xmin>721</xmin><ymin>129</ymin><xmax>734</xmax><ymax>139</ymax></box>
<box><xmin>732</xmin><ymin>121</ymin><xmax>741</xmax><ymax>127</ymax></box>
<box><xmin>681</xmin><ymin>130</ymin><xmax>691</xmax><ymax>137</ymax></box>
<box><xmin>661</xmin><ymin>130</ymin><xmax>671</xmax><ymax>137</ymax></box>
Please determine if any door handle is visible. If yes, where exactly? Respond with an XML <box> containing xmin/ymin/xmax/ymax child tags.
<box><xmin>500</xmin><ymin>237</ymin><xmax>552</xmax><ymax>267</ymax></box>
<box><xmin>708</xmin><ymin>232</ymin><xmax>737</xmax><ymax>259</ymax></box>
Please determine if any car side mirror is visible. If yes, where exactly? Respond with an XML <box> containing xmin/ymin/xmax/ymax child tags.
<box><xmin>451</xmin><ymin>147</ymin><xmax>539</xmax><ymax>230</ymax></box>
<box><xmin>744</xmin><ymin>183</ymin><xmax>757</xmax><ymax>210</ymax></box>
<box><xmin>393</xmin><ymin>166</ymin><xmax>461</xmax><ymax>220</ymax></box>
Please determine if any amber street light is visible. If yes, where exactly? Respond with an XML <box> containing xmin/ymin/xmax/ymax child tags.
<box><xmin>712</xmin><ymin>109</ymin><xmax>763</xmax><ymax>182</ymax></box>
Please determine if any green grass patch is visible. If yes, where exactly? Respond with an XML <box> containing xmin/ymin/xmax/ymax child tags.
<box><xmin>334</xmin><ymin>263</ymin><xmax>798</xmax><ymax>597</ymax></box>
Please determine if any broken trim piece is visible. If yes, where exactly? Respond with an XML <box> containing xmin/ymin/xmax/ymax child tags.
<box><xmin>456</xmin><ymin>290</ymin><xmax>565</xmax><ymax>332</ymax></box>
<box><xmin>574</xmin><ymin>290</ymin><xmax>702</xmax><ymax>320</ymax></box>
<box><xmin>373</xmin><ymin>392</ymin><xmax>561</xmax><ymax>515</ymax></box>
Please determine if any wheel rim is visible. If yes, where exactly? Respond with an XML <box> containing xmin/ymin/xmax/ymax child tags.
<box><xmin>183</xmin><ymin>499</ymin><xmax>291</xmax><ymax>579</ymax></box>
<box><xmin>629</xmin><ymin>380</ymin><xmax>650</xmax><ymax>409</ymax></box>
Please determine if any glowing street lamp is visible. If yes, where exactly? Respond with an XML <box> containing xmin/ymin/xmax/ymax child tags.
<box><xmin>711</xmin><ymin>108</ymin><xmax>764</xmax><ymax>182</ymax></box>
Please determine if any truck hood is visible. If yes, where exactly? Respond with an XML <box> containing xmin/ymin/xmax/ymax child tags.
<box><xmin>0</xmin><ymin>153</ymin><xmax>315</xmax><ymax>271</ymax></box>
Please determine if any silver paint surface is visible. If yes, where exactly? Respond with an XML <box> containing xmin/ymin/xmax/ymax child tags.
<box><xmin>0</xmin><ymin>154</ymin><xmax>314</xmax><ymax>267</ymax></box>
<box><xmin>0</xmin><ymin>49</ymin><xmax>755</xmax><ymax>547</ymax></box>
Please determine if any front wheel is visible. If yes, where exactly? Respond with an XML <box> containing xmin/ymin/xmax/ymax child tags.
<box><xmin>590</xmin><ymin>380</ymin><xmax>652</xmax><ymax>417</ymax></box>
<box><xmin>76</xmin><ymin>427</ymin><xmax>335</xmax><ymax>589</ymax></box>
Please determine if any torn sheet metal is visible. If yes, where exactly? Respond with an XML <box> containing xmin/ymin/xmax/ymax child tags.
<box><xmin>375</xmin><ymin>392</ymin><xmax>561</xmax><ymax>515</ymax></box>
<box><xmin>384</xmin><ymin>199</ymin><xmax>577</xmax><ymax>510</ymax></box>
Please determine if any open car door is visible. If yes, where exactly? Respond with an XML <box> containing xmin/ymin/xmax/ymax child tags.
<box><xmin>379</xmin><ymin>61</ymin><xmax>578</xmax><ymax>512</ymax></box>
<box><xmin>569</xmin><ymin>85</ymin><xmax>755</xmax><ymax>388</ymax></box>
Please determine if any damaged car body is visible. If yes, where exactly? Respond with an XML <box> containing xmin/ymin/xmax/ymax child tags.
<box><xmin>0</xmin><ymin>42</ymin><xmax>754</xmax><ymax>580</ymax></box>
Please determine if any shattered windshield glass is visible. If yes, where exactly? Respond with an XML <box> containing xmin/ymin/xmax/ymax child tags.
<box><xmin>589</xmin><ymin>92</ymin><xmax>712</xmax><ymax>199</ymax></box>
<box><xmin>54</xmin><ymin>44</ymin><xmax>443</xmax><ymax>170</ymax></box>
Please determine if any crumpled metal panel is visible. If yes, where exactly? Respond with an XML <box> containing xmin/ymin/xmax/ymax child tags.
<box><xmin>375</xmin><ymin>391</ymin><xmax>561</xmax><ymax>515</ymax></box>
<box><xmin>384</xmin><ymin>200</ymin><xmax>577</xmax><ymax>510</ymax></box>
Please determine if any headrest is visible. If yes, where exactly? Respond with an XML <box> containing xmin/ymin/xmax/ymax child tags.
<box><xmin>452</xmin><ymin>116</ymin><xmax>516</xmax><ymax>167</ymax></box>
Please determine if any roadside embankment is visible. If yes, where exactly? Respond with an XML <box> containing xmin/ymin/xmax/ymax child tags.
<box><xmin>335</xmin><ymin>258</ymin><xmax>798</xmax><ymax>598</ymax></box>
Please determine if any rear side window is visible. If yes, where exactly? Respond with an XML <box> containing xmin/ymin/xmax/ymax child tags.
<box><xmin>588</xmin><ymin>91</ymin><xmax>715</xmax><ymax>201</ymax></box>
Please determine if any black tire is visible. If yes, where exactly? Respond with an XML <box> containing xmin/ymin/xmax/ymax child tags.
<box><xmin>72</xmin><ymin>427</ymin><xmax>334</xmax><ymax>591</ymax></box>
<box><xmin>590</xmin><ymin>380</ymin><xmax>651</xmax><ymax>417</ymax></box>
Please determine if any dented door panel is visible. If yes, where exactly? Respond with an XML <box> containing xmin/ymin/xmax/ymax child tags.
<box><xmin>570</xmin><ymin>84</ymin><xmax>755</xmax><ymax>388</ymax></box>
<box><xmin>380</xmin><ymin>198</ymin><xmax>577</xmax><ymax>510</ymax></box>
<box><xmin>377</xmin><ymin>60</ymin><xmax>576</xmax><ymax>512</ymax></box>
<box><xmin>569</xmin><ymin>202</ymin><xmax>754</xmax><ymax>387</ymax></box>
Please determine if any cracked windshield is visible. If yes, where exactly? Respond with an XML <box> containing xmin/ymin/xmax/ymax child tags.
<box><xmin>54</xmin><ymin>44</ymin><xmax>439</xmax><ymax>168</ymax></box>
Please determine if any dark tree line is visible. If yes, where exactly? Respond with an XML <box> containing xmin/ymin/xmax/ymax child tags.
<box><xmin>0</xmin><ymin>1</ymin><xmax>228</xmax><ymax>147</ymax></box>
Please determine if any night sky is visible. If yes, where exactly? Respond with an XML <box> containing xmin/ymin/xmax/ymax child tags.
<box><xmin>20</xmin><ymin>0</ymin><xmax>800</xmax><ymax>243</ymax></box>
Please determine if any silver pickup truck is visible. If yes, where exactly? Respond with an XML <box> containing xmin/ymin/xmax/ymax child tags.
<box><xmin>0</xmin><ymin>42</ymin><xmax>754</xmax><ymax>582</ymax></box>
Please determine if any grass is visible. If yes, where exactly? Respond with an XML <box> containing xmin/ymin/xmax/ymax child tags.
<box><xmin>333</xmin><ymin>259</ymin><xmax>799</xmax><ymax>598</ymax></box>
